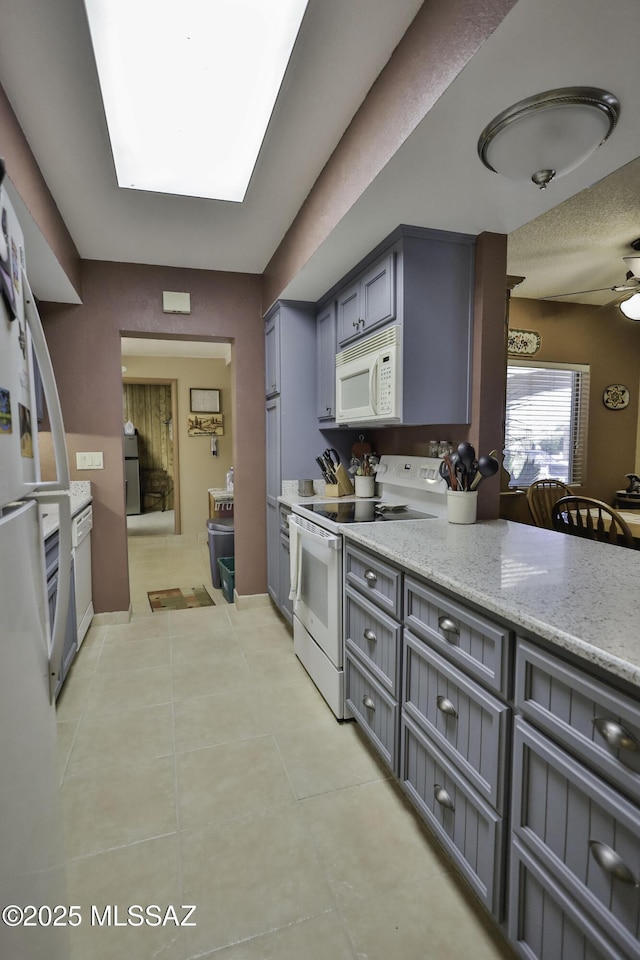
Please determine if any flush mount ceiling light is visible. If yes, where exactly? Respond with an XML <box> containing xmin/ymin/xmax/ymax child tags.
<box><xmin>83</xmin><ymin>0</ymin><xmax>309</xmax><ymax>202</ymax></box>
<box><xmin>477</xmin><ymin>87</ymin><xmax>620</xmax><ymax>190</ymax></box>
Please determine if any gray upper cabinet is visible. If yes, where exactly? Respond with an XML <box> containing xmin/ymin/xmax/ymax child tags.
<box><xmin>264</xmin><ymin>308</ymin><xmax>281</xmax><ymax>397</ymax></box>
<box><xmin>316</xmin><ymin>302</ymin><xmax>337</xmax><ymax>421</ymax></box>
<box><xmin>323</xmin><ymin>225</ymin><xmax>475</xmax><ymax>425</ymax></box>
<box><xmin>337</xmin><ymin>251</ymin><xmax>396</xmax><ymax>347</ymax></box>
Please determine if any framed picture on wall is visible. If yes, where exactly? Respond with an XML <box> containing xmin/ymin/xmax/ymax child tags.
<box><xmin>187</xmin><ymin>414</ymin><xmax>224</xmax><ymax>436</ymax></box>
<box><xmin>190</xmin><ymin>388</ymin><xmax>220</xmax><ymax>413</ymax></box>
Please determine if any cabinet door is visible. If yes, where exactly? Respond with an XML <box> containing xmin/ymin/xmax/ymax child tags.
<box><xmin>266</xmin><ymin>499</ymin><xmax>279</xmax><ymax>606</ymax></box>
<box><xmin>265</xmin><ymin>396</ymin><xmax>280</xmax><ymax>499</ymax></box>
<box><xmin>336</xmin><ymin>280</ymin><xmax>360</xmax><ymax>346</ymax></box>
<box><xmin>316</xmin><ymin>303</ymin><xmax>337</xmax><ymax>420</ymax></box>
<box><xmin>360</xmin><ymin>251</ymin><xmax>395</xmax><ymax>334</ymax></box>
<box><xmin>264</xmin><ymin>309</ymin><xmax>280</xmax><ymax>397</ymax></box>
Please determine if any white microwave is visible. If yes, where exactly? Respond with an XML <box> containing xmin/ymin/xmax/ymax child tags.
<box><xmin>335</xmin><ymin>325</ymin><xmax>402</xmax><ymax>426</ymax></box>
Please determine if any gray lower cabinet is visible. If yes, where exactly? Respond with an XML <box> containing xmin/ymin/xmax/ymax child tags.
<box><xmin>343</xmin><ymin>537</ymin><xmax>640</xmax><ymax>957</ymax></box>
<box><xmin>45</xmin><ymin>530</ymin><xmax>77</xmax><ymax>699</ymax></box>
<box><xmin>278</xmin><ymin>505</ymin><xmax>292</xmax><ymax>625</ymax></box>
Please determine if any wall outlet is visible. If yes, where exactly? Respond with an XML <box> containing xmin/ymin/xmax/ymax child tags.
<box><xmin>76</xmin><ymin>452</ymin><xmax>104</xmax><ymax>470</ymax></box>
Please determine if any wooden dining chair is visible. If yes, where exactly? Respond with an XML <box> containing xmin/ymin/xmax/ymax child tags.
<box><xmin>526</xmin><ymin>478</ymin><xmax>572</xmax><ymax>529</ymax></box>
<box><xmin>551</xmin><ymin>495</ymin><xmax>636</xmax><ymax>548</ymax></box>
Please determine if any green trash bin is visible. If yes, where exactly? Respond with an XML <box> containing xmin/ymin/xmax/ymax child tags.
<box><xmin>217</xmin><ymin>557</ymin><xmax>235</xmax><ymax>604</ymax></box>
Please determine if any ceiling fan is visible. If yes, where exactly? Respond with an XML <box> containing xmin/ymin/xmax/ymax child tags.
<box><xmin>541</xmin><ymin>240</ymin><xmax>640</xmax><ymax>318</ymax></box>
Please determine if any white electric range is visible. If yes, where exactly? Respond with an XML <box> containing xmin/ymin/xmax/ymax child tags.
<box><xmin>288</xmin><ymin>456</ymin><xmax>447</xmax><ymax>718</ymax></box>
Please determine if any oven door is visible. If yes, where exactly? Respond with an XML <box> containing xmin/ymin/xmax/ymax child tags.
<box><xmin>288</xmin><ymin>515</ymin><xmax>342</xmax><ymax>667</ymax></box>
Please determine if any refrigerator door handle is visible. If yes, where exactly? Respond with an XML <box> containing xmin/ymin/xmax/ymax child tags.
<box><xmin>21</xmin><ymin>267</ymin><xmax>70</xmax><ymax>493</ymax></box>
<box><xmin>42</xmin><ymin>493</ymin><xmax>72</xmax><ymax>702</ymax></box>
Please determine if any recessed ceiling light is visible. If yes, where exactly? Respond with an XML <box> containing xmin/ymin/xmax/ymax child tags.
<box><xmin>83</xmin><ymin>0</ymin><xmax>309</xmax><ymax>202</ymax></box>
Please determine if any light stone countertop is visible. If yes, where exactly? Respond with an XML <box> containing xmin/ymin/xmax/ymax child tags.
<box><xmin>341</xmin><ymin>517</ymin><xmax>640</xmax><ymax>690</ymax></box>
<box><xmin>40</xmin><ymin>481</ymin><xmax>93</xmax><ymax>539</ymax></box>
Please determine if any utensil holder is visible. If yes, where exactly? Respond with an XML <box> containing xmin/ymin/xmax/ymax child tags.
<box><xmin>335</xmin><ymin>464</ymin><xmax>354</xmax><ymax>497</ymax></box>
<box><xmin>324</xmin><ymin>484</ymin><xmax>342</xmax><ymax>499</ymax></box>
<box><xmin>447</xmin><ymin>490</ymin><xmax>478</xmax><ymax>524</ymax></box>
<box><xmin>354</xmin><ymin>475</ymin><xmax>375</xmax><ymax>497</ymax></box>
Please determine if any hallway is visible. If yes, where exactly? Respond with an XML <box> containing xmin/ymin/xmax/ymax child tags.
<box><xmin>54</xmin><ymin>533</ymin><xmax>515</xmax><ymax>960</ymax></box>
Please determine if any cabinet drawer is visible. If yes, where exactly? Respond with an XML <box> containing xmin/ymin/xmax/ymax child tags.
<box><xmin>404</xmin><ymin>577</ymin><xmax>512</xmax><ymax>696</ymax></box>
<box><xmin>512</xmin><ymin>718</ymin><xmax>640</xmax><ymax>957</ymax></box>
<box><xmin>345</xmin><ymin>653</ymin><xmax>399</xmax><ymax>773</ymax></box>
<box><xmin>345</xmin><ymin>544</ymin><xmax>402</xmax><ymax>618</ymax></box>
<box><xmin>44</xmin><ymin>530</ymin><xmax>59</xmax><ymax>581</ymax></box>
<box><xmin>399</xmin><ymin>712</ymin><xmax>505</xmax><ymax>918</ymax></box>
<box><xmin>508</xmin><ymin>837</ymin><xmax>621</xmax><ymax>960</ymax></box>
<box><xmin>403</xmin><ymin>629</ymin><xmax>509</xmax><ymax>814</ymax></box>
<box><xmin>345</xmin><ymin>584</ymin><xmax>401</xmax><ymax>695</ymax></box>
<box><xmin>515</xmin><ymin>639</ymin><xmax>640</xmax><ymax>804</ymax></box>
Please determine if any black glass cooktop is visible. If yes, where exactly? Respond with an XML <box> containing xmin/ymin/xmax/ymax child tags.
<box><xmin>303</xmin><ymin>501</ymin><xmax>436</xmax><ymax>523</ymax></box>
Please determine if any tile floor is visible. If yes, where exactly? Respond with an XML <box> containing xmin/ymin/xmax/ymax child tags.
<box><xmin>55</xmin><ymin>531</ymin><xmax>517</xmax><ymax>960</ymax></box>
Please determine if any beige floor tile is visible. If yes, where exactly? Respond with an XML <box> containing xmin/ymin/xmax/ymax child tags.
<box><xmin>66</xmin><ymin>703</ymin><xmax>174</xmax><ymax>776</ymax></box>
<box><xmin>172</xmin><ymin>649</ymin><xmax>251</xmax><ymax>701</ymax></box>
<box><xmin>84</xmin><ymin>664</ymin><xmax>173</xmax><ymax>716</ymax></box>
<box><xmin>103</xmin><ymin>616</ymin><xmax>172</xmax><ymax>643</ymax></box>
<box><xmin>56</xmin><ymin>718</ymin><xmax>78</xmax><ymax>782</ymax></box>
<box><xmin>169</xmin><ymin>603</ymin><xmax>231</xmax><ymax>636</ymax></box>
<box><xmin>96</xmin><ymin>635</ymin><xmax>171</xmax><ymax>673</ymax></box>
<box><xmin>232</xmin><ymin>621</ymin><xmax>295</xmax><ymax>653</ymax></box>
<box><xmin>171</xmin><ymin>628</ymin><xmax>238</xmax><ymax>666</ymax></box>
<box><xmin>301</xmin><ymin>779</ymin><xmax>449</xmax><ymax>908</ymax></box>
<box><xmin>174</xmin><ymin>684</ymin><xmax>268</xmax><ymax>752</ymax></box>
<box><xmin>55</xmin><ymin>672</ymin><xmax>93</xmax><ymax>722</ymax></box>
<box><xmin>61</xmin><ymin>755</ymin><xmax>177</xmax><ymax>859</ymax></box>
<box><xmin>275</xmin><ymin>718</ymin><xmax>389</xmax><ymax>799</ymax></box>
<box><xmin>226</xmin><ymin>605</ymin><xmax>284</xmax><ymax>627</ymax></box>
<box><xmin>258</xmin><ymin>676</ymin><xmax>335</xmax><ymax>732</ymax></box>
<box><xmin>176</xmin><ymin>735</ymin><xmax>294</xmax><ymax>828</ymax></box>
<box><xmin>66</xmin><ymin>834</ymin><xmax>185</xmax><ymax>960</ymax></box>
<box><xmin>243</xmin><ymin>644</ymin><xmax>309</xmax><ymax>685</ymax></box>
<box><xmin>341</xmin><ymin>872</ymin><xmax>517</xmax><ymax>960</ymax></box>
<box><xmin>180</xmin><ymin>805</ymin><xmax>335</xmax><ymax>956</ymax></box>
<box><xmin>196</xmin><ymin>912</ymin><xmax>355</xmax><ymax>960</ymax></box>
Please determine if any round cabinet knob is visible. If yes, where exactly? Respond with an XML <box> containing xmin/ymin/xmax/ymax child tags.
<box><xmin>433</xmin><ymin>785</ymin><xmax>455</xmax><ymax>811</ymax></box>
<box><xmin>436</xmin><ymin>695</ymin><xmax>458</xmax><ymax>719</ymax></box>
<box><xmin>593</xmin><ymin>717</ymin><xmax>639</xmax><ymax>753</ymax></box>
<box><xmin>363</xmin><ymin>628</ymin><xmax>377</xmax><ymax>643</ymax></box>
<box><xmin>362</xmin><ymin>695</ymin><xmax>376</xmax><ymax>711</ymax></box>
<box><xmin>364</xmin><ymin>570</ymin><xmax>378</xmax><ymax>585</ymax></box>
<box><xmin>438</xmin><ymin>616</ymin><xmax>460</xmax><ymax>642</ymax></box>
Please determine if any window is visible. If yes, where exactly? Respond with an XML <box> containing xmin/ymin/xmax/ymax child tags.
<box><xmin>504</xmin><ymin>360</ymin><xmax>590</xmax><ymax>487</ymax></box>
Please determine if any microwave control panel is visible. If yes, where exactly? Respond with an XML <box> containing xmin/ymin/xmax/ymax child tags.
<box><xmin>378</xmin><ymin>353</ymin><xmax>393</xmax><ymax>414</ymax></box>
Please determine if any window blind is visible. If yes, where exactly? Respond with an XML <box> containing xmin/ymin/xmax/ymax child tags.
<box><xmin>504</xmin><ymin>360</ymin><xmax>590</xmax><ymax>487</ymax></box>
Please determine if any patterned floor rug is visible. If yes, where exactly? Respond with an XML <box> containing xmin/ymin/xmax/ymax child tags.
<box><xmin>148</xmin><ymin>586</ymin><xmax>214</xmax><ymax>612</ymax></box>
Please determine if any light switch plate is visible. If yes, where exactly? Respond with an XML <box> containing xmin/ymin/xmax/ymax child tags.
<box><xmin>76</xmin><ymin>452</ymin><xmax>104</xmax><ymax>470</ymax></box>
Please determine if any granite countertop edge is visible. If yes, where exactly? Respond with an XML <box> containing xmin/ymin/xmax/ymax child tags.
<box><xmin>40</xmin><ymin>481</ymin><xmax>93</xmax><ymax>539</ymax></box>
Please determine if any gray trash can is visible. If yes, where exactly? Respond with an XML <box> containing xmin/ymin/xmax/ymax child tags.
<box><xmin>207</xmin><ymin>518</ymin><xmax>235</xmax><ymax>589</ymax></box>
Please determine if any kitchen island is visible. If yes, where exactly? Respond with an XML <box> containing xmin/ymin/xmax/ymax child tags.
<box><xmin>339</xmin><ymin>517</ymin><xmax>640</xmax><ymax>960</ymax></box>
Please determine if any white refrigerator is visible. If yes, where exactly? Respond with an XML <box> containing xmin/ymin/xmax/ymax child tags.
<box><xmin>0</xmin><ymin>175</ymin><xmax>72</xmax><ymax>959</ymax></box>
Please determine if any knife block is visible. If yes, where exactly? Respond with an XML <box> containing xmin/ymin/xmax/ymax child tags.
<box><xmin>323</xmin><ymin>464</ymin><xmax>354</xmax><ymax>498</ymax></box>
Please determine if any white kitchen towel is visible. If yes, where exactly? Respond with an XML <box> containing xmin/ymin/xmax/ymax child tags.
<box><xmin>288</xmin><ymin>517</ymin><xmax>303</xmax><ymax>602</ymax></box>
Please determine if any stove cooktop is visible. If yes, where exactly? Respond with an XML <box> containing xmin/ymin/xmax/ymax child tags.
<box><xmin>302</xmin><ymin>500</ymin><xmax>436</xmax><ymax>523</ymax></box>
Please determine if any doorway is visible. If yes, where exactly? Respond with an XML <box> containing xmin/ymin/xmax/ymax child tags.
<box><xmin>123</xmin><ymin>379</ymin><xmax>179</xmax><ymax>536</ymax></box>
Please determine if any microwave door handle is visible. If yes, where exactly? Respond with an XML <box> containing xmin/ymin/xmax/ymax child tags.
<box><xmin>369</xmin><ymin>357</ymin><xmax>379</xmax><ymax>414</ymax></box>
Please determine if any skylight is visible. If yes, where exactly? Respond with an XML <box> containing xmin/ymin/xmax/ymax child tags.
<box><xmin>83</xmin><ymin>0</ymin><xmax>309</xmax><ymax>202</ymax></box>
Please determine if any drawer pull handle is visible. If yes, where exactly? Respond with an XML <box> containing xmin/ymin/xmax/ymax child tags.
<box><xmin>589</xmin><ymin>840</ymin><xmax>638</xmax><ymax>886</ymax></box>
<box><xmin>593</xmin><ymin>717</ymin><xmax>639</xmax><ymax>753</ymax></box>
<box><xmin>438</xmin><ymin>615</ymin><xmax>459</xmax><ymax>640</ymax></box>
<box><xmin>362</xmin><ymin>695</ymin><xmax>375</xmax><ymax>711</ymax></box>
<box><xmin>363</xmin><ymin>628</ymin><xmax>377</xmax><ymax>643</ymax></box>
<box><xmin>436</xmin><ymin>695</ymin><xmax>458</xmax><ymax>719</ymax></box>
<box><xmin>364</xmin><ymin>570</ymin><xmax>378</xmax><ymax>585</ymax></box>
<box><xmin>433</xmin><ymin>785</ymin><xmax>455</xmax><ymax>811</ymax></box>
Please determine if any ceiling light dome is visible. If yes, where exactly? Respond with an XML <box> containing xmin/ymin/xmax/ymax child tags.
<box><xmin>620</xmin><ymin>293</ymin><xmax>640</xmax><ymax>321</ymax></box>
<box><xmin>478</xmin><ymin>87</ymin><xmax>620</xmax><ymax>189</ymax></box>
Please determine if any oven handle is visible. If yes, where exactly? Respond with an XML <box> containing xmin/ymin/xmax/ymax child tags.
<box><xmin>288</xmin><ymin>515</ymin><xmax>342</xmax><ymax>549</ymax></box>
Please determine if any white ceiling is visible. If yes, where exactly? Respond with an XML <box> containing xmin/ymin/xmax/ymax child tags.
<box><xmin>1</xmin><ymin>0</ymin><xmax>640</xmax><ymax>311</ymax></box>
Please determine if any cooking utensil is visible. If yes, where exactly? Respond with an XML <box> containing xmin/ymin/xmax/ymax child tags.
<box><xmin>439</xmin><ymin>459</ymin><xmax>451</xmax><ymax>487</ymax></box>
<box><xmin>352</xmin><ymin>434</ymin><xmax>372</xmax><ymax>460</ymax></box>
<box><xmin>324</xmin><ymin>448</ymin><xmax>340</xmax><ymax>467</ymax></box>
<box><xmin>316</xmin><ymin>456</ymin><xmax>334</xmax><ymax>484</ymax></box>
<box><xmin>470</xmin><ymin>454</ymin><xmax>499</xmax><ymax>490</ymax></box>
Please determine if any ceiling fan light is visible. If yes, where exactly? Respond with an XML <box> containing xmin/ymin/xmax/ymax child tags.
<box><xmin>477</xmin><ymin>87</ymin><xmax>620</xmax><ymax>189</ymax></box>
<box><xmin>622</xmin><ymin>256</ymin><xmax>640</xmax><ymax>278</ymax></box>
<box><xmin>619</xmin><ymin>293</ymin><xmax>640</xmax><ymax>320</ymax></box>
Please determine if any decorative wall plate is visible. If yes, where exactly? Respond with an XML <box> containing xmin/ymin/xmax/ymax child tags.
<box><xmin>507</xmin><ymin>329</ymin><xmax>541</xmax><ymax>356</ymax></box>
<box><xmin>602</xmin><ymin>384</ymin><xmax>630</xmax><ymax>410</ymax></box>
